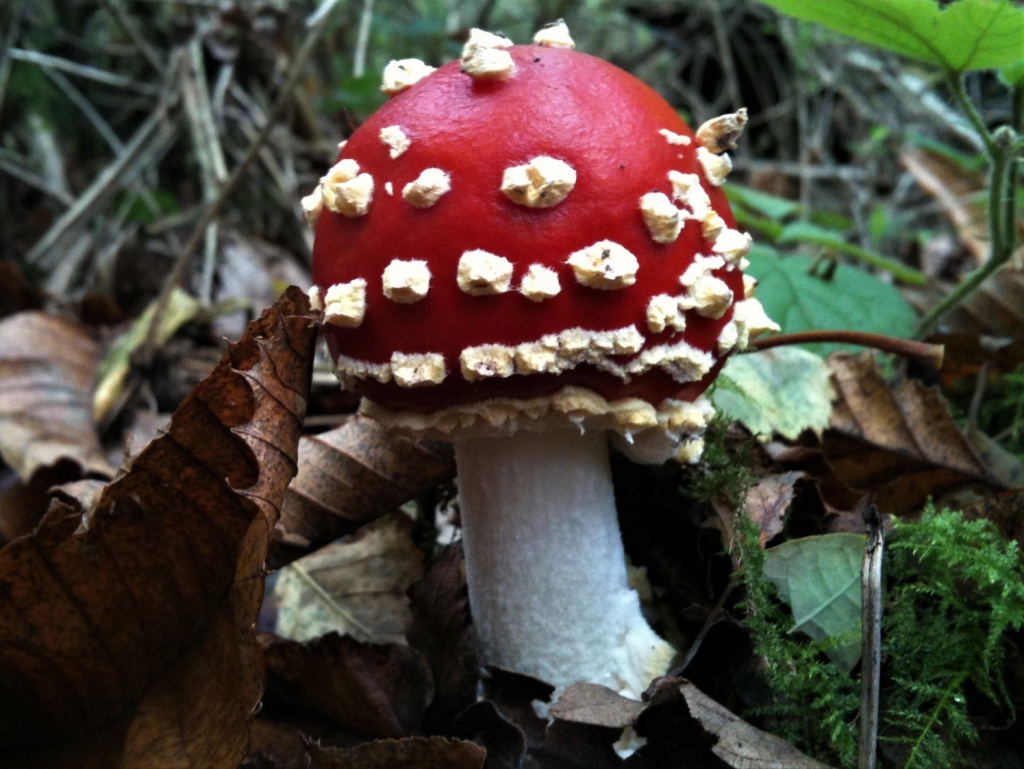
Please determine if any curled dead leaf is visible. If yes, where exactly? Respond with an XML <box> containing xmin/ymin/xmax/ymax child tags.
<box><xmin>0</xmin><ymin>287</ymin><xmax>316</xmax><ymax>768</ymax></box>
<box><xmin>0</xmin><ymin>312</ymin><xmax>113</xmax><ymax>483</ymax></box>
<box><xmin>407</xmin><ymin>542</ymin><xmax>479</xmax><ymax>733</ymax></box>
<box><xmin>271</xmin><ymin>416</ymin><xmax>454</xmax><ymax>568</ymax></box>
<box><xmin>825</xmin><ymin>351</ymin><xmax>1000</xmax><ymax>512</ymax></box>
<box><xmin>306</xmin><ymin>737</ymin><xmax>486</xmax><ymax>769</ymax></box>
<box><xmin>262</xmin><ymin>631</ymin><xmax>433</xmax><ymax>738</ymax></box>
<box><xmin>272</xmin><ymin>511</ymin><xmax>424</xmax><ymax>645</ymax></box>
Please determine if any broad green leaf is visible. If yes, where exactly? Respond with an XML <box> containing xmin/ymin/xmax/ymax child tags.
<box><xmin>745</xmin><ymin>245</ymin><xmax>919</xmax><ymax>355</ymax></box>
<box><xmin>999</xmin><ymin>59</ymin><xmax>1024</xmax><ymax>85</ymax></box>
<box><xmin>758</xmin><ymin>0</ymin><xmax>1024</xmax><ymax>72</ymax></box>
<box><xmin>778</xmin><ymin>221</ymin><xmax>926</xmax><ymax>284</ymax></box>
<box><xmin>763</xmin><ymin>533</ymin><xmax>866</xmax><ymax>672</ymax></box>
<box><xmin>712</xmin><ymin>347</ymin><xmax>834</xmax><ymax>440</ymax></box>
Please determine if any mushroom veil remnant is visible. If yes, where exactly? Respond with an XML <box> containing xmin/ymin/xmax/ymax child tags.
<box><xmin>307</xmin><ymin>24</ymin><xmax>777</xmax><ymax>699</ymax></box>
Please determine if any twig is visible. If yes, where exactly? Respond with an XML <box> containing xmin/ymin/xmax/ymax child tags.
<box><xmin>8</xmin><ymin>48</ymin><xmax>161</xmax><ymax>96</ymax></box>
<box><xmin>0</xmin><ymin>151</ymin><xmax>74</xmax><ymax>206</ymax></box>
<box><xmin>180</xmin><ymin>38</ymin><xmax>229</xmax><ymax>303</ymax></box>
<box><xmin>100</xmin><ymin>0</ymin><xmax>165</xmax><ymax>73</ymax></box>
<box><xmin>43</xmin><ymin>66</ymin><xmax>124</xmax><ymax>151</ymax></box>
<box><xmin>143</xmin><ymin>0</ymin><xmax>342</xmax><ymax>351</ymax></box>
<box><xmin>750</xmin><ymin>330</ymin><xmax>945</xmax><ymax>369</ymax></box>
<box><xmin>967</xmin><ymin>362</ymin><xmax>990</xmax><ymax>433</ymax></box>
<box><xmin>858</xmin><ymin>504</ymin><xmax>884</xmax><ymax>769</ymax></box>
<box><xmin>24</xmin><ymin>84</ymin><xmax>178</xmax><ymax>265</ymax></box>
<box><xmin>0</xmin><ymin>0</ymin><xmax>27</xmax><ymax>117</ymax></box>
<box><xmin>353</xmin><ymin>0</ymin><xmax>375</xmax><ymax>78</ymax></box>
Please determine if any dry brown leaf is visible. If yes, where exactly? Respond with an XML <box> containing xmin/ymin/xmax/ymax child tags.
<box><xmin>306</xmin><ymin>737</ymin><xmax>486</xmax><ymax>769</ymax></box>
<box><xmin>543</xmin><ymin>678</ymin><xmax>832</xmax><ymax>768</ymax></box>
<box><xmin>962</xmin><ymin>487</ymin><xmax>1024</xmax><ymax>545</ymax></box>
<box><xmin>272</xmin><ymin>511</ymin><xmax>424</xmax><ymax>644</ymax></box>
<box><xmin>900</xmin><ymin>146</ymin><xmax>988</xmax><ymax>266</ymax></box>
<box><xmin>0</xmin><ymin>263</ymin><xmax>44</xmax><ymax>321</ymax></box>
<box><xmin>677</xmin><ymin>681</ymin><xmax>834</xmax><ymax>768</ymax></box>
<box><xmin>262</xmin><ymin>631</ymin><xmax>433</xmax><ymax>738</ymax></box>
<box><xmin>824</xmin><ymin>351</ymin><xmax>1000</xmax><ymax>512</ymax></box>
<box><xmin>0</xmin><ymin>287</ymin><xmax>316</xmax><ymax>768</ymax></box>
<box><xmin>271</xmin><ymin>415</ymin><xmax>453</xmax><ymax>568</ymax></box>
<box><xmin>407</xmin><ymin>541</ymin><xmax>480</xmax><ymax>733</ymax></box>
<box><xmin>745</xmin><ymin>472</ymin><xmax>805</xmax><ymax>546</ymax></box>
<box><xmin>0</xmin><ymin>312</ymin><xmax>113</xmax><ymax>482</ymax></box>
<box><xmin>549</xmin><ymin>682</ymin><xmax>646</xmax><ymax>729</ymax></box>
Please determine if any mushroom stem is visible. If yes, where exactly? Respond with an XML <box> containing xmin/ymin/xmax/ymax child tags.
<box><xmin>454</xmin><ymin>428</ymin><xmax>674</xmax><ymax>698</ymax></box>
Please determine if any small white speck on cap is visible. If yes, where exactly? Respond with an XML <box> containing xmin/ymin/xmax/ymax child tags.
<box><xmin>701</xmin><ymin>210</ymin><xmax>726</xmax><ymax>242</ymax></box>
<box><xmin>679</xmin><ymin>255</ymin><xmax>725</xmax><ymax>287</ymax></box>
<box><xmin>324</xmin><ymin>279</ymin><xmax>368</xmax><ymax>328</ymax></box>
<box><xmin>520</xmin><ymin>264</ymin><xmax>561</xmax><ymax>301</ymax></box>
<box><xmin>462</xmin><ymin>47</ymin><xmax>516</xmax><ymax>80</ymax></box>
<box><xmin>712</xmin><ymin>228</ymin><xmax>752</xmax><ymax>266</ymax></box>
<box><xmin>646</xmin><ymin>294</ymin><xmax>686</xmax><ymax>333</ymax></box>
<box><xmin>717</xmin><ymin>319</ymin><xmax>739</xmax><ymax>354</ymax></box>
<box><xmin>668</xmin><ymin>171</ymin><xmax>712</xmax><ymax>218</ymax></box>
<box><xmin>323</xmin><ymin>172</ymin><xmax>374</xmax><ymax>217</ymax></box>
<box><xmin>743</xmin><ymin>274</ymin><xmax>758</xmax><ymax>299</ymax></box>
<box><xmin>337</xmin><ymin>140</ymin><xmax>348</xmax><ymax>152</ymax></box>
<box><xmin>458</xmin><ymin>250</ymin><xmax>514</xmax><ymax>295</ymax></box>
<box><xmin>501</xmin><ymin>156</ymin><xmax>576</xmax><ymax>208</ymax></box>
<box><xmin>460</xmin><ymin>344</ymin><xmax>516</xmax><ymax>381</ymax></box>
<box><xmin>733</xmin><ymin>298</ymin><xmax>780</xmax><ymax>341</ymax></box>
<box><xmin>380</xmin><ymin>125</ymin><xmax>411</xmax><ymax>158</ymax></box>
<box><xmin>696</xmin><ymin>108</ymin><xmax>748</xmax><ymax>154</ymax></box>
<box><xmin>382</xmin><ymin>259</ymin><xmax>431</xmax><ymax>303</ymax></box>
<box><xmin>462</xmin><ymin>28</ymin><xmax>513</xmax><ymax>58</ymax></box>
<box><xmin>697</xmin><ymin>146</ymin><xmax>732</xmax><ymax>186</ymax></box>
<box><xmin>403</xmin><ymin>168</ymin><xmax>451</xmax><ymax>208</ymax></box>
<box><xmin>689</xmin><ymin>275</ymin><xmax>733</xmax><ymax>319</ymax></box>
<box><xmin>390</xmin><ymin>351</ymin><xmax>447</xmax><ymax>386</ymax></box>
<box><xmin>301</xmin><ymin>186</ymin><xmax>323</xmax><ymax>228</ymax></box>
<box><xmin>307</xmin><ymin>285</ymin><xmax>323</xmax><ymax>312</ymax></box>
<box><xmin>639</xmin><ymin>192</ymin><xmax>681</xmax><ymax>244</ymax></box>
<box><xmin>322</xmin><ymin>158</ymin><xmax>360</xmax><ymax>186</ymax></box>
<box><xmin>532</xmin><ymin>20</ymin><xmax>575</xmax><ymax>48</ymax></box>
<box><xmin>381</xmin><ymin>59</ymin><xmax>435</xmax><ymax>95</ymax></box>
<box><xmin>566</xmin><ymin>241</ymin><xmax>639</xmax><ymax>289</ymax></box>
<box><xmin>385</xmin><ymin>181</ymin><xmax>393</xmax><ymax>196</ymax></box>
<box><xmin>658</xmin><ymin>128</ymin><xmax>691</xmax><ymax>146</ymax></box>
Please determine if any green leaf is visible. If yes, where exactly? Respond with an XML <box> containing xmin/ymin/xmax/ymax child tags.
<box><xmin>778</xmin><ymin>221</ymin><xmax>926</xmax><ymax>284</ymax></box>
<box><xmin>725</xmin><ymin>184</ymin><xmax>802</xmax><ymax>221</ymax></box>
<box><xmin>763</xmin><ymin>533</ymin><xmax>866</xmax><ymax>673</ymax></box>
<box><xmin>712</xmin><ymin>347</ymin><xmax>834</xmax><ymax>440</ymax></box>
<box><xmin>758</xmin><ymin>0</ymin><xmax>1024</xmax><ymax>72</ymax></box>
<box><xmin>745</xmin><ymin>245</ymin><xmax>919</xmax><ymax>354</ymax></box>
<box><xmin>998</xmin><ymin>59</ymin><xmax>1024</xmax><ymax>86</ymax></box>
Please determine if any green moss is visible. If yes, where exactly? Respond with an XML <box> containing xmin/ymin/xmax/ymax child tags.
<box><xmin>736</xmin><ymin>505</ymin><xmax>1024</xmax><ymax>768</ymax></box>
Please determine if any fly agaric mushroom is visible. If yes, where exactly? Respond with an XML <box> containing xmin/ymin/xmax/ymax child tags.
<box><xmin>306</xmin><ymin>25</ymin><xmax>777</xmax><ymax>698</ymax></box>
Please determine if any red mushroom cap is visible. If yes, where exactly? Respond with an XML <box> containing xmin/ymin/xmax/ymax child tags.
<box><xmin>311</xmin><ymin>43</ymin><xmax>757</xmax><ymax>418</ymax></box>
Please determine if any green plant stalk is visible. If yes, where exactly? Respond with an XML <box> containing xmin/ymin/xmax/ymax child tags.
<box><xmin>916</xmin><ymin>75</ymin><xmax>1020</xmax><ymax>339</ymax></box>
<box><xmin>781</xmin><ymin>231</ymin><xmax>927</xmax><ymax>285</ymax></box>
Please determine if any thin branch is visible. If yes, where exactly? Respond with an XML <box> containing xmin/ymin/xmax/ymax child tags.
<box><xmin>8</xmin><ymin>48</ymin><xmax>161</xmax><ymax>96</ymax></box>
<box><xmin>144</xmin><ymin>0</ymin><xmax>342</xmax><ymax>351</ymax></box>
<box><xmin>353</xmin><ymin>0</ymin><xmax>375</xmax><ymax>78</ymax></box>
<box><xmin>100</xmin><ymin>0</ymin><xmax>165</xmax><ymax>73</ymax></box>
<box><xmin>24</xmin><ymin>87</ymin><xmax>178</xmax><ymax>264</ymax></box>
<box><xmin>0</xmin><ymin>152</ymin><xmax>74</xmax><ymax>206</ymax></box>
<box><xmin>750</xmin><ymin>330</ymin><xmax>944</xmax><ymax>369</ymax></box>
<box><xmin>0</xmin><ymin>0</ymin><xmax>28</xmax><ymax>116</ymax></box>
<box><xmin>858</xmin><ymin>504</ymin><xmax>884</xmax><ymax>769</ymax></box>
